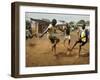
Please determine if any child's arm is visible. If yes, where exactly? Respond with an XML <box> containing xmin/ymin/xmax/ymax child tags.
<box><xmin>39</xmin><ymin>27</ymin><xmax>48</xmax><ymax>38</ymax></box>
<box><xmin>56</xmin><ymin>25</ymin><xmax>64</xmax><ymax>32</ymax></box>
<box><xmin>80</xmin><ymin>36</ymin><xmax>86</xmax><ymax>39</ymax></box>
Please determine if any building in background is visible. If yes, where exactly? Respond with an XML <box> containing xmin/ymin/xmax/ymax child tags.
<box><xmin>30</xmin><ymin>18</ymin><xmax>50</xmax><ymax>36</ymax></box>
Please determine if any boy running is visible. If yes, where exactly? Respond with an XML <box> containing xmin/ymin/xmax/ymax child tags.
<box><xmin>63</xmin><ymin>23</ymin><xmax>71</xmax><ymax>50</ymax></box>
<box><xmin>40</xmin><ymin>19</ymin><xmax>59</xmax><ymax>55</ymax></box>
<box><xmin>70</xmin><ymin>24</ymin><xmax>88</xmax><ymax>57</ymax></box>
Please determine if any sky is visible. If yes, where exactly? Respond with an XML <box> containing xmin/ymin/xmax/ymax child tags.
<box><xmin>25</xmin><ymin>12</ymin><xmax>90</xmax><ymax>24</ymax></box>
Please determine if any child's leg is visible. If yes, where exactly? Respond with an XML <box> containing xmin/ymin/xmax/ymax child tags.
<box><xmin>49</xmin><ymin>37</ymin><xmax>55</xmax><ymax>52</ymax></box>
<box><xmin>53</xmin><ymin>43</ymin><xmax>56</xmax><ymax>55</ymax></box>
<box><xmin>68</xmin><ymin>35</ymin><xmax>71</xmax><ymax>45</ymax></box>
<box><xmin>78</xmin><ymin>44</ymin><xmax>82</xmax><ymax>57</ymax></box>
<box><xmin>52</xmin><ymin>40</ymin><xmax>57</xmax><ymax>55</ymax></box>
<box><xmin>64</xmin><ymin>38</ymin><xmax>67</xmax><ymax>44</ymax></box>
<box><xmin>67</xmin><ymin>39</ymin><xmax>70</xmax><ymax>49</ymax></box>
<box><xmin>71</xmin><ymin>41</ymin><xmax>79</xmax><ymax>51</ymax></box>
<box><xmin>63</xmin><ymin>36</ymin><xmax>68</xmax><ymax>48</ymax></box>
<box><xmin>64</xmin><ymin>36</ymin><xmax>70</xmax><ymax>49</ymax></box>
<box><xmin>68</xmin><ymin>39</ymin><xmax>70</xmax><ymax>45</ymax></box>
<box><xmin>53</xmin><ymin>38</ymin><xmax>59</xmax><ymax>55</ymax></box>
<box><xmin>78</xmin><ymin>41</ymin><xmax>87</xmax><ymax>56</ymax></box>
<box><xmin>63</xmin><ymin>38</ymin><xmax>67</xmax><ymax>47</ymax></box>
<box><xmin>66</xmin><ymin>39</ymin><xmax>70</xmax><ymax>55</ymax></box>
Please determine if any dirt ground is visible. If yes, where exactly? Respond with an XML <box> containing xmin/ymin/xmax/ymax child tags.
<box><xmin>26</xmin><ymin>30</ymin><xmax>89</xmax><ymax>67</ymax></box>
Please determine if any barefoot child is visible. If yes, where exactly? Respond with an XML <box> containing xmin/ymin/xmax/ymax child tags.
<box><xmin>40</xmin><ymin>19</ymin><xmax>59</xmax><ymax>55</ymax></box>
<box><xmin>70</xmin><ymin>24</ymin><xmax>88</xmax><ymax>57</ymax></box>
<box><xmin>63</xmin><ymin>23</ymin><xmax>71</xmax><ymax>50</ymax></box>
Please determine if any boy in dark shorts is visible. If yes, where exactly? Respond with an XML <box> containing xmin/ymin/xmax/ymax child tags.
<box><xmin>70</xmin><ymin>24</ymin><xmax>88</xmax><ymax>57</ymax></box>
<box><xmin>63</xmin><ymin>23</ymin><xmax>71</xmax><ymax>50</ymax></box>
<box><xmin>40</xmin><ymin>19</ymin><xmax>59</xmax><ymax>55</ymax></box>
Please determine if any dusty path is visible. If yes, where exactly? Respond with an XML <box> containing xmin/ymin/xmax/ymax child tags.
<box><xmin>26</xmin><ymin>30</ymin><xmax>89</xmax><ymax>67</ymax></box>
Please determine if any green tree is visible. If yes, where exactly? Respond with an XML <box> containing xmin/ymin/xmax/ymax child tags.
<box><xmin>26</xmin><ymin>20</ymin><xmax>31</xmax><ymax>29</ymax></box>
<box><xmin>77</xmin><ymin>20</ymin><xmax>85</xmax><ymax>25</ymax></box>
<box><xmin>69</xmin><ymin>21</ymin><xmax>75</xmax><ymax>28</ymax></box>
<box><xmin>85</xmin><ymin>20</ymin><xmax>90</xmax><ymax>26</ymax></box>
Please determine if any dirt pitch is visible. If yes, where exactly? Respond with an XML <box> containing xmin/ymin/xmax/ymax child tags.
<box><xmin>26</xmin><ymin>30</ymin><xmax>89</xmax><ymax>67</ymax></box>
